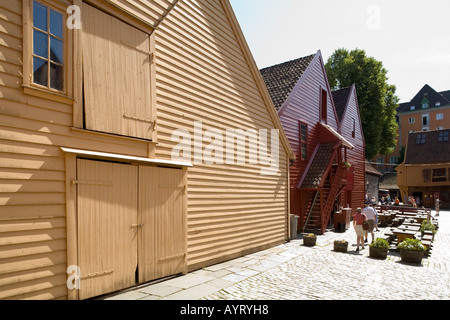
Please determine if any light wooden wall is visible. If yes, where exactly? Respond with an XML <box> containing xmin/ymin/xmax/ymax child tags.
<box><xmin>0</xmin><ymin>0</ymin><xmax>149</xmax><ymax>300</ymax></box>
<box><xmin>154</xmin><ymin>0</ymin><xmax>289</xmax><ymax>271</ymax></box>
<box><xmin>0</xmin><ymin>0</ymin><xmax>290</xmax><ymax>299</ymax></box>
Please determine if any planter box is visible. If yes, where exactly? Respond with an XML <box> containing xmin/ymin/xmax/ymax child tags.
<box><xmin>369</xmin><ymin>246</ymin><xmax>388</xmax><ymax>260</ymax></box>
<box><xmin>333</xmin><ymin>241</ymin><xmax>348</xmax><ymax>252</ymax></box>
<box><xmin>303</xmin><ymin>236</ymin><xmax>316</xmax><ymax>247</ymax></box>
<box><xmin>400</xmin><ymin>249</ymin><xmax>425</xmax><ymax>264</ymax></box>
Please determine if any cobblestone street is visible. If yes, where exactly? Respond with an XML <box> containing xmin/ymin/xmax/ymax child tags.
<box><xmin>106</xmin><ymin>210</ymin><xmax>450</xmax><ymax>301</ymax></box>
<box><xmin>204</xmin><ymin>210</ymin><xmax>450</xmax><ymax>300</ymax></box>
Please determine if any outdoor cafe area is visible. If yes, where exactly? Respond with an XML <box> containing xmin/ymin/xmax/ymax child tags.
<box><xmin>375</xmin><ymin>205</ymin><xmax>439</xmax><ymax>256</ymax></box>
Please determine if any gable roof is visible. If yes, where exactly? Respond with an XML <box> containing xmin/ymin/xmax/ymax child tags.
<box><xmin>439</xmin><ymin>90</ymin><xmax>450</xmax><ymax>101</ymax></box>
<box><xmin>365</xmin><ymin>162</ymin><xmax>383</xmax><ymax>177</ymax></box>
<box><xmin>332</xmin><ymin>86</ymin><xmax>353</xmax><ymax>122</ymax></box>
<box><xmin>379</xmin><ymin>172</ymin><xmax>399</xmax><ymax>190</ymax></box>
<box><xmin>404</xmin><ymin>129</ymin><xmax>450</xmax><ymax>164</ymax></box>
<box><xmin>397</xmin><ymin>84</ymin><xmax>450</xmax><ymax>113</ymax></box>
<box><xmin>259</xmin><ymin>54</ymin><xmax>316</xmax><ymax>111</ymax></box>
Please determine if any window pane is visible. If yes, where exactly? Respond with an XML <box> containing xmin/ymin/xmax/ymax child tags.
<box><xmin>50</xmin><ymin>9</ymin><xmax>63</xmax><ymax>38</ymax></box>
<box><xmin>33</xmin><ymin>57</ymin><xmax>48</xmax><ymax>86</ymax></box>
<box><xmin>33</xmin><ymin>29</ymin><xmax>48</xmax><ymax>58</ymax></box>
<box><xmin>50</xmin><ymin>63</ymin><xmax>63</xmax><ymax>91</ymax></box>
<box><xmin>33</xmin><ymin>1</ymin><xmax>47</xmax><ymax>31</ymax></box>
<box><xmin>50</xmin><ymin>37</ymin><xmax>63</xmax><ymax>63</ymax></box>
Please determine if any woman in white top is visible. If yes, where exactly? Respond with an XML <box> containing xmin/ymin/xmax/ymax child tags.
<box><xmin>362</xmin><ymin>203</ymin><xmax>376</xmax><ymax>243</ymax></box>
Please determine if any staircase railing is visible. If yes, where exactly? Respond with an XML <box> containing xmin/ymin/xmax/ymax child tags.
<box><xmin>321</xmin><ymin>163</ymin><xmax>347</xmax><ymax>234</ymax></box>
<box><xmin>303</xmin><ymin>190</ymin><xmax>320</xmax><ymax>233</ymax></box>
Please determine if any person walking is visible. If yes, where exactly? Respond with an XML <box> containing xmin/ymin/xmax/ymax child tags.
<box><xmin>372</xmin><ymin>202</ymin><xmax>380</xmax><ymax>231</ymax></box>
<box><xmin>353</xmin><ymin>207</ymin><xmax>367</xmax><ymax>251</ymax></box>
<box><xmin>435</xmin><ymin>198</ymin><xmax>441</xmax><ymax>216</ymax></box>
<box><xmin>362</xmin><ymin>202</ymin><xmax>376</xmax><ymax>243</ymax></box>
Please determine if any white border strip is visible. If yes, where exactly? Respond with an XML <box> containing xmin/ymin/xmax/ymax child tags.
<box><xmin>61</xmin><ymin>147</ymin><xmax>193</xmax><ymax>167</ymax></box>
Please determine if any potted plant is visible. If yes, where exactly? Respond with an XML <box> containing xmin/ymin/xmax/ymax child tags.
<box><xmin>333</xmin><ymin>240</ymin><xmax>348</xmax><ymax>252</ymax></box>
<box><xmin>398</xmin><ymin>238</ymin><xmax>426</xmax><ymax>264</ymax></box>
<box><xmin>369</xmin><ymin>238</ymin><xmax>389</xmax><ymax>260</ymax></box>
<box><xmin>303</xmin><ymin>233</ymin><xmax>317</xmax><ymax>247</ymax></box>
<box><xmin>420</xmin><ymin>220</ymin><xmax>436</xmax><ymax>239</ymax></box>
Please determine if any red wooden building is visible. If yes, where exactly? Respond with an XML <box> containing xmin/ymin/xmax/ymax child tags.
<box><xmin>332</xmin><ymin>85</ymin><xmax>366</xmax><ymax>217</ymax></box>
<box><xmin>261</xmin><ymin>51</ymin><xmax>364</xmax><ymax>234</ymax></box>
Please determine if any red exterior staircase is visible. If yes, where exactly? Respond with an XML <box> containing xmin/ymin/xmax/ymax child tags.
<box><xmin>301</xmin><ymin>144</ymin><xmax>348</xmax><ymax>234</ymax></box>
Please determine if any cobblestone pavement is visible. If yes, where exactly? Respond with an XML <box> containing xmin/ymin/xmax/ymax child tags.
<box><xmin>203</xmin><ymin>210</ymin><xmax>450</xmax><ymax>300</ymax></box>
<box><xmin>106</xmin><ymin>210</ymin><xmax>450</xmax><ymax>300</ymax></box>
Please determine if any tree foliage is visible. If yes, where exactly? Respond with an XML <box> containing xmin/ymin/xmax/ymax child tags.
<box><xmin>325</xmin><ymin>48</ymin><xmax>399</xmax><ymax>159</ymax></box>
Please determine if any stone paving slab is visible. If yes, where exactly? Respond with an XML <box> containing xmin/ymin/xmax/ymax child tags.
<box><xmin>105</xmin><ymin>210</ymin><xmax>450</xmax><ymax>300</ymax></box>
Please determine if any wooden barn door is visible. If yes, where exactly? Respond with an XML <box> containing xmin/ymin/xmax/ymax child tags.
<box><xmin>76</xmin><ymin>159</ymin><xmax>138</xmax><ymax>300</ymax></box>
<box><xmin>138</xmin><ymin>167</ymin><xmax>186</xmax><ymax>283</ymax></box>
<box><xmin>76</xmin><ymin>160</ymin><xmax>186</xmax><ymax>299</ymax></box>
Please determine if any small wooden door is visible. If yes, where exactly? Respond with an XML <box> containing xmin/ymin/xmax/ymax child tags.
<box><xmin>139</xmin><ymin>167</ymin><xmax>186</xmax><ymax>283</ymax></box>
<box><xmin>76</xmin><ymin>159</ymin><xmax>138</xmax><ymax>300</ymax></box>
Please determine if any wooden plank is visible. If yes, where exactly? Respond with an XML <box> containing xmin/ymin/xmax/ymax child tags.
<box><xmin>76</xmin><ymin>159</ymin><xmax>138</xmax><ymax>300</ymax></box>
<box><xmin>82</xmin><ymin>3</ymin><xmax>153</xmax><ymax>140</ymax></box>
<box><xmin>138</xmin><ymin>166</ymin><xmax>186</xmax><ymax>282</ymax></box>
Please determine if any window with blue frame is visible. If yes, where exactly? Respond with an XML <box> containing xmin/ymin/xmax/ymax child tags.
<box><xmin>32</xmin><ymin>0</ymin><xmax>64</xmax><ymax>91</ymax></box>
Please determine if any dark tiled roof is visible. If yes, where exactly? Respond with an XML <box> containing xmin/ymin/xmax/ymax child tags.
<box><xmin>397</xmin><ymin>84</ymin><xmax>450</xmax><ymax>113</ymax></box>
<box><xmin>365</xmin><ymin>162</ymin><xmax>383</xmax><ymax>177</ymax></box>
<box><xmin>332</xmin><ymin>86</ymin><xmax>352</xmax><ymax>122</ymax></box>
<box><xmin>379</xmin><ymin>173</ymin><xmax>399</xmax><ymax>190</ymax></box>
<box><xmin>260</xmin><ymin>54</ymin><xmax>316</xmax><ymax>111</ymax></box>
<box><xmin>440</xmin><ymin>90</ymin><xmax>450</xmax><ymax>101</ymax></box>
<box><xmin>300</xmin><ymin>143</ymin><xmax>335</xmax><ymax>188</ymax></box>
<box><xmin>405</xmin><ymin>129</ymin><xmax>450</xmax><ymax>164</ymax></box>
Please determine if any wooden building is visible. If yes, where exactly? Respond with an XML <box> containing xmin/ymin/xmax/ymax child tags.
<box><xmin>375</xmin><ymin>84</ymin><xmax>450</xmax><ymax>174</ymax></box>
<box><xmin>260</xmin><ymin>51</ymin><xmax>356</xmax><ymax>235</ymax></box>
<box><xmin>397</xmin><ymin>129</ymin><xmax>450</xmax><ymax>209</ymax></box>
<box><xmin>0</xmin><ymin>0</ymin><xmax>294</xmax><ymax>300</ymax></box>
<box><xmin>332</xmin><ymin>85</ymin><xmax>366</xmax><ymax>215</ymax></box>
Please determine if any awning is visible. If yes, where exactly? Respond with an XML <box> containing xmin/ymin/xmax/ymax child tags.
<box><xmin>319</xmin><ymin>123</ymin><xmax>355</xmax><ymax>149</ymax></box>
<box><xmin>61</xmin><ymin>147</ymin><xmax>193</xmax><ymax>168</ymax></box>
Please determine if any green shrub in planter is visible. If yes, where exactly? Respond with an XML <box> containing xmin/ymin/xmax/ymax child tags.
<box><xmin>398</xmin><ymin>238</ymin><xmax>426</xmax><ymax>264</ymax></box>
<box><xmin>369</xmin><ymin>238</ymin><xmax>389</xmax><ymax>259</ymax></box>
<box><xmin>398</xmin><ymin>238</ymin><xmax>426</xmax><ymax>252</ymax></box>
<box><xmin>420</xmin><ymin>220</ymin><xmax>436</xmax><ymax>235</ymax></box>
<box><xmin>370</xmin><ymin>238</ymin><xmax>389</xmax><ymax>249</ymax></box>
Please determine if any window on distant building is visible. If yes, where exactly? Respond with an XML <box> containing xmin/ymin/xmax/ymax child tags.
<box><xmin>436</xmin><ymin>113</ymin><xmax>444</xmax><ymax>120</ymax></box>
<box><xmin>390</xmin><ymin>157</ymin><xmax>398</xmax><ymax>171</ymax></box>
<box><xmin>416</xmin><ymin>134</ymin><xmax>426</xmax><ymax>144</ymax></box>
<box><xmin>422</xmin><ymin>113</ymin><xmax>430</xmax><ymax>127</ymax></box>
<box><xmin>436</xmin><ymin>101</ymin><xmax>441</xmax><ymax>107</ymax></box>
<box><xmin>409</xmin><ymin>117</ymin><xmax>415</xmax><ymax>124</ymax></box>
<box><xmin>320</xmin><ymin>89</ymin><xmax>327</xmax><ymax>123</ymax></box>
<box><xmin>299</xmin><ymin>122</ymin><xmax>308</xmax><ymax>161</ymax></box>
<box><xmin>432</xmin><ymin>168</ymin><xmax>447</xmax><ymax>183</ymax></box>
<box><xmin>410</xmin><ymin>106</ymin><xmax>416</xmax><ymax>111</ymax></box>
<box><xmin>377</xmin><ymin>157</ymin><xmax>384</xmax><ymax>171</ymax></box>
<box><xmin>438</xmin><ymin>131</ymin><xmax>449</xmax><ymax>142</ymax></box>
<box><xmin>352</xmin><ymin>118</ymin><xmax>356</xmax><ymax>138</ymax></box>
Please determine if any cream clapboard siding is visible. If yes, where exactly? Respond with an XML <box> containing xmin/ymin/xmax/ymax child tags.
<box><xmin>0</xmin><ymin>0</ymin><xmax>150</xmax><ymax>299</ymax></box>
<box><xmin>0</xmin><ymin>0</ymin><xmax>290</xmax><ymax>299</ymax></box>
<box><xmin>154</xmin><ymin>0</ymin><xmax>289</xmax><ymax>270</ymax></box>
<box><xmin>105</xmin><ymin>0</ymin><xmax>179</xmax><ymax>28</ymax></box>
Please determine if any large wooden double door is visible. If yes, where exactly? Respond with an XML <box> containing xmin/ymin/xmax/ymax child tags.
<box><xmin>76</xmin><ymin>159</ymin><xmax>186</xmax><ymax>299</ymax></box>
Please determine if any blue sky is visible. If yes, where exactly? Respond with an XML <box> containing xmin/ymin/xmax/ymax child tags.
<box><xmin>229</xmin><ymin>0</ymin><xmax>450</xmax><ymax>103</ymax></box>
